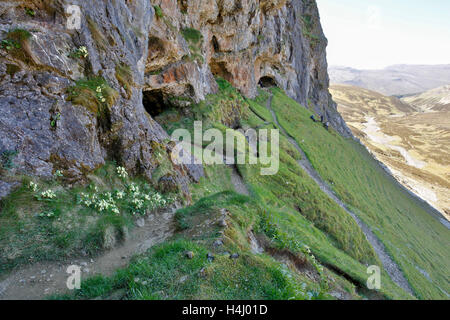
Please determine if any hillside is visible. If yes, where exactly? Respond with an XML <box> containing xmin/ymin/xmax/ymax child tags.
<box><xmin>0</xmin><ymin>0</ymin><xmax>449</xmax><ymax>301</ymax></box>
<box><xmin>403</xmin><ymin>85</ymin><xmax>450</xmax><ymax>112</ymax></box>
<box><xmin>329</xmin><ymin>65</ymin><xmax>450</xmax><ymax>96</ymax></box>
<box><xmin>330</xmin><ymin>84</ymin><xmax>450</xmax><ymax>222</ymax></box>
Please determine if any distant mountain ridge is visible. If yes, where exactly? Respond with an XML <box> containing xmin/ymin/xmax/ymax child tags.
<box><xmin>402</xmin><ymin>85</ymin><xmax>450</xmax><ymax>112</ymax></box>
<box><xmin>329</xmin><ymin>64</ymin><xmax>450</xmax><ymax>96</ymax></box>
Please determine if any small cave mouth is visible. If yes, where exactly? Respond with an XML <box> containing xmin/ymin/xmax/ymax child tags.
<box><xmin>258</xmin><ymin>76</ymin><xmax>277</xmax><ymax>88</ymax></box>
<box><xmin>209</xmin><ymin>60</ymin><xmax>232</xmax><ymax>83</ymax></box>
<box><xmin>211</xmin><ymin>35</ymin><xmax>220</xmax><ymax>53</ymax></box>
<box><xmin>142</xmin><ymin>90</ymin><xmax>170</xmax><ymax>118</ymax></box>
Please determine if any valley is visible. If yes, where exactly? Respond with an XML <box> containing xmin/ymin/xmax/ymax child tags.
<box><xmin>330</xmin><ymin>84</ymin><xmax>450</xmax><ymax>222</ymax></box>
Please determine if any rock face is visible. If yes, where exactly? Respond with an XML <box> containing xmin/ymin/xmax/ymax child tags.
<box><xmin>145</xmin><ymin>0</ymin><xmax>350</xmax><ymax>135</ymax></box>
<box><xmin>0</xmin><ymin>0</ymin><xmax>349</xmax><ymax>199</ymax></box>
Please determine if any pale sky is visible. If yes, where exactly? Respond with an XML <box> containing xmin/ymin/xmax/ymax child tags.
<box><xmin>316</xmin><ymin>0</ymin><xmax>450</xmax><ymax>69</ymax></box>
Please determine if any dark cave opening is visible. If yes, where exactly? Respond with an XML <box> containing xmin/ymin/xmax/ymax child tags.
<box><xmin>212</xmin><ymin>35</ymin><xmax>220</xmax><ymax>53</ymax></box>
<box><xmin>142</xmin><ymin>90</ymin><xmax>170</xmax><ymax>118</ymax></box>
<box><xmin>258</xmin><ymin>76</ymin><xmax>277</xmax><ymax>88</ymax></box>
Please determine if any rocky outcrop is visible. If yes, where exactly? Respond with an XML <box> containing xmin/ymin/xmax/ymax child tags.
<box><xmin>0</xmin><ymin>0</ymin><xmax>349</xmax><ymax>199</ymax></box>
<box><xmin>144</xmin><ymin>0</ymin><xmax>351</xmax><ymax>135</ymax></box>
<box><xmin>0</xmin><ymin>0</ymin><xmax>202</xmax><ymax>199</ymax></box>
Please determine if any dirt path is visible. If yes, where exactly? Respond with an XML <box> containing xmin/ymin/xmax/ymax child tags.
<box><xmin>229</xmin><ymin>165</ymin><xmax>250</xmax><ymax>196</ymax></box>
<box><xmin>264</xmin><ymin>93</ymin><xmax>415</xmax><ymax>296</ymax></box>
<box><xmin>0</xmin><ymin>206</ymin><xmax>179</xmax><ymax>300</ymax></box>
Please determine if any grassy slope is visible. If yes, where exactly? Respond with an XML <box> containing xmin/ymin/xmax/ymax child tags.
<box><xmin>58</xmin><ymin>80</ymin><xmax>414</xmax><ymax>300</ymax></box>
<box><xmin>268</xmin><ymin>88</ymin><xmax>450</xmax><ymax>299</ymax></box>
<box><xmin>55</xmin><ymin>191</ymin><xmax>340</xmax><ymax>300</ymax></box>
<box><xmin>0</xmin><ymin>163</ymin><xmax>174</xmax><ymax>275</ymax></box>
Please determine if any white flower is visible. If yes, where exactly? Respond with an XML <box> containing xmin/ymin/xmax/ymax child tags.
<box><xmin>115</xmin><ymin>191</ymin><xmax>125</xmax><ymax>199</ymax></box>
<box><xmin>40</xmin><ymin>189</ymin><xmax>56</xmax><ymax>199</ymax></box>
<box><xmin>116</xmin><ymin>166</ymin><xmax>128</xmax><ymax>179</ymax></box>
<box><xmin>29</xmin><ymin>181</ymin><xmax>38</xmax><ymax>192</ymax></box>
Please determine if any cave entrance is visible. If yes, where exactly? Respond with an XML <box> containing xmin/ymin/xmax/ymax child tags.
<box><xmin>258</xmin><ymin>76</ymin><xmax>277</xmax><ymax>88</ymax></box>
<box><xmin>211</xmin><ymin>35</ymin><xmax>220</xmax><ymax>53</ymax></box>
<box><xmin>209</xmin><ymin>60</ymin><xmax>233</xmax><ymax>83</ymax></box>
<box><xmin>142</xmin><ymin>90</ymin><xmax>170</xmax><ymax>118</ymax></box>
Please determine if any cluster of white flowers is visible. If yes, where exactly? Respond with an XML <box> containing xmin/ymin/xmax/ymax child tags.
<box><xmin>76</xmin><ymin>46</ymin><xmax>88</xmax><ymax>58</ymax></box>
<box><xmin>303</xmin><ymin>245</ymin><xmax>311</xmax><ymax>255</ymax></box>
<box><xmin>96</xmin><ymin>85</ymin><xmax>107</xmax><ymax>103</ymax></box>
<box><xmin>128</xmin><ymin>183</ymin><xmax>145</xmax><ymax>213</ymax></box>
<box><xmin>115</xmin><ymin>190</ymin><xmax>125</xmax><ymax>199</ymax></box>
<box><xmin>96</xmin><ymin>199</ymin><xmax>120</xmax><ymax>214</ymax></box>
<box><xmin>40</xmin><ymin>189</ymin><xmax>56</xmax><ymax>199</ymax></box>
<box><xmin>131</xmin><ymin>198</ymin><xmax>145</xmax><ymax>210</ymax></box>
<box><xmin>128</xmin><ymin>183</ymin><xmax>140</xmax><ymax>195</ymax></box>
<box><xmin>79</xmin><ymin>191</ymin><xmax>120</xmax><ymax>215</ymax></box>
<box><xmin>78</xmin><ymin>180</ymin><xmax>172</xmax><ymax>216</ymax></box>
<box><xmin>148</xmin><ymin>192</ymin><xmax>167</xmax><ymax>207</ymax></box>
<box><xmin>127</xmin><ymin>183</ymin><xmax>168</xmax><ymax>214</ymax></box>
<box><xmin>299</xmin><ymin>244</ymin><xmax>324</xmax><ymax>274</ymax></box>
<box><xmin>28</xmin><ymin>181</ymin><xmax>38</xmax><ymax>192</ymax></box>
<box><xmin>116</xmin><ymin>166</ymin><xmax>128</xmax><ymax>179</ymax></box>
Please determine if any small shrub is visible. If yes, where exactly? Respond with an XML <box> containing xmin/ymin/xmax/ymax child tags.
<box><xmin>181</xmin><ymin>28</ymin><xmax>203</xmax><ymax>44</ymax></box>
<box><xmin>1</xmin><ymin>29</ymin><xmax>32</xmax><ymax>51</ymax></box>
<box><xmin>153</xmin><ymin>5</ymin><xmax>164</xmax><ymax>18</ymax></box>
<box><xmin>50</xmin><ymin>113</ymin><xmax>61</xmax><ymax>128</ymax></box>
<box><xmin>1</xmin><ymin>39</ymin><xmax>20</xmax><ymax>51</ymax></box>
<box><xmin>25</xmin><ymin>8</ymin><xmax>36</xmax><ymax>17</ymax></box>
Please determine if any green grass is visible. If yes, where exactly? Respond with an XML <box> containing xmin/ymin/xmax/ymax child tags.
<box><xmin>67</xmin><ymin>77</ymin><xmax>118</xmax><ymax>117</ymax></box>
<box><xmin>268</xmin><ymin>87</ymin><xmax>450</xmax><ymax>299</ymax></box>
<box><xmin>8</xmin><ymin>79</ymin><xmax>441</xmax><ymax>300</ymax></box>
<box><xmin>115</xmin><ymin>63</ymin><xmax>134</xmax><ymax>98</ymax></box>
<box><xmin>153</xmin><ymin>5</ymin><xmax>164</xmax><ymax>19</ymax></box>
<box><xmin>81</xmin><ymin>79</ymin><xmax>410</xmax><ymax>300</ymax></box>
<box><xmin>181</xmin><ymin>28</ymin><xmax>203</xmax><ymax>44</ymax></box>
<box><xmin>181</xmin><ymin>28</ymin><xmax>204</xmax><ymax>64</ymax></box>
<box><xmin>1</xmin><ymin>28</ymin><xmax>34</xmax><ymax>64</ymax></box>
<box><xmin>0</xmin><ymin>163</ymin><xmax>175</xmax><ymax>276</ymax></box>
<box><xmin>53</xmin><ymin>192</ymin><xmax>357</xmax><ymax>300</ymax></box>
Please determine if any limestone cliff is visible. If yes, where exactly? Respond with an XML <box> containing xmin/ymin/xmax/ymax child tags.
<box><xmin>0</xmin><ymin>0</ymin><xmax>350</xmax><ymax>198</ymax></box>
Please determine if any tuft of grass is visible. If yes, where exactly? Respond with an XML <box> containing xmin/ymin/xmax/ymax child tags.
<box><xmin>181</xmin><ymin>28</ymin><xmax>204</xmax><ymax>64</ymax></box>
<box><xmin>67</xmin><ymin>77</ymin><xmax>118</xmax><ymax>117</ymax></box>
<box><xmin>86</xmin><ymin>17</ymin><xmax>108</xmax><ymax>51</ymax></box>
<box><xmin>115</xmin><ymin>63</ymin><xmax>134</xmax><ymax>99</ymax></box>
<box><xmin>25</xmin><ymin>8</ymin><xmax>36</xmax><ymax>17</ymax></box>
<box><xmin>1</xmin><ymin>28</ymin><xmax>35</xmax><ymax>64</ymax></box>
<box><xmin>0</xmin><ymin>150</ymin><xmax>18</xmax><ymax>171</ymax></box>
<box><xmin>181</xmin><ymin>28</ymin><xmax>203</xmax><ymax>44</ymax></box>
<box><xmin>153</xmin><ymin>5</ymin><xmax>164</xmax><ymax>18</ymax></box>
